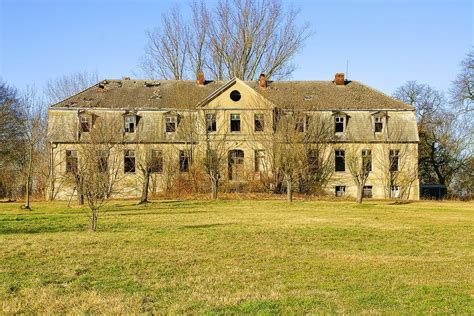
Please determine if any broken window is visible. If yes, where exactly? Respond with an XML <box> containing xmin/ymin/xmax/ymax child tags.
<box><xmin>124</xmin><ymin>150</ymin><xmax>135</xmax><ymax>173</ymax></box>
<box><xmin>390</xmin><ymin>149</ymin><xmax>400</xmax><ymax>172</ymax></box>
<box><xmin>363</xmin><ymin>186</ymin><xmax>373</xmax><ymax>198</ymax></box>
<box><xmin>335</xmin><ymin>116</ymin><xmax>344</xmax><ymax>133</ymax></box>
<box><xmin>206</xmin><ymin>113</ymin><xmax>217</xmax><ymax>132</ymax></box>
<box><xmin>80</xmin><ymin>116</ymin><xmax>90</xmax><ymax>132</ymax></box>
<box><xmin>362</xmin><ymin>149</ymin><xmax>372</xmax><ymax>173</ymax></box>
<box><xmin>124</xmin><ymin>115</ymin><xmax>136</xmax><ymax>133</ymax></box>
<box><xmin>308</xmin><ymin>149</ymin><xmax>319</xmax><ymax>173</ymax></box>
<box><xmin>335</xmin><ymin>186</ymin><xmax>345</xmax><ymax>197</ymax></box>
<box><xmin>66</xmin><ymin>150</ymin><xmax>78</xmax><ymax>173</ymax></box>
<box><xmin>335</xmin><ymin>150</ymin><xmax>345</xmax><ymax>172</ymax></box>
<box><xmin>179</xmin><ymin>150</ymin><xmax>190</xmax><ymax>172</ymax></box>
<box><xmin>98</xmin><ymin>150</ymin><xmax>108</xmax><ymax>173</ymax></box>
<box><xmin>374</xmin><ymin>116</ymin><xmax>384</xmax><ymax>133</ymax></box>
<box><xmin>230</xmin><ymin>114</ymin><xmax>241</xmax><ymax>132</ymax></box>
<box><xmin>165</xmin><ymin>116</ymin><xmax>177</xmax><ymax>133</ymax></box>
<box><xmin>150</xmin><ymin>150</ymin><xmax>163</xmax><ymax>173</ymax></box>
<box><xmin>254</xmin><ymin>150</ymin><xmax>265</xmax><ymax>172</ymax></box>
<box><xmin>254</xmin><ymin>114</ymin><xmax>265</xmax><ymax>132</ymax></box>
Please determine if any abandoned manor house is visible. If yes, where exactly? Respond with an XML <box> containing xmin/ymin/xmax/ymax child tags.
<box><xmin>47</xmin><ymin>73</ymin><xmax>420</xmax><ymax>200</ymax></box>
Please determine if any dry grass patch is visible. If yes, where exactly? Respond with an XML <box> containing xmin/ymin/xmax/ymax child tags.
<box><xmin>0</xmin><ymin>199</ymin><xmax>473</xmax><ymax>313</ymax></box>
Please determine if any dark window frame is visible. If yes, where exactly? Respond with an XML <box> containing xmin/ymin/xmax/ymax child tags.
<box><xmin>124</xmin><ymin>150</ymin><xmax>135</xmax><ymax>173</ymax></box>
<box><xmin>335</xmin><ymin>185</ymin><xmax>346</xmax><ymax>197</ymax></box>
<box><xmin>254</xmin><ymin>114</ymin><xmax>265</xmax><ymax>132</ymax></box>
<box><xmin>335</xmin><ymin>116</ymin><xmax>345</xmax><ymax>133</ymax></box>
<box><xmin>66</xmin><ymin>150</ymin><xmax>78</xmax><ymax>173</ymax></box>
<box><xmin>335</xmin><ymin>150</ymin><xmax>345</xmax><ymax>172</ymax></box>
<box><xmin>98</xmin><ymin>150</ymin><xmax>109</xmax><ymax>173</ymax></box>
<box><xmin>206</xmin><ymin>113</ymin><xmax>217</xmax><ymax>132</ymax></box>
<box><xmin>124</xmin><ymin>115</ymin><xmax>136</xmax><ymax>133</ymax></box>
<box><xmin>374</xmin><ymin>116</ymin><xmax>384</xmax><ymax>133</ymax></box>
<box><xmin>179</xmin><ymin>150</ymin><xmax>190</xmax><ymax>172</ymax></box>
<box><xmin>230</xmin><ymin>114</ymin><xmax>241</xmax><ymax>132</ymax></box>
<box><xmin>80</xmin><ymin>115</ymin><xmax>90</xmax><ymax>133</ymax></box>
<box><xmin>363</xmin><ymin>185</ymin><xmax>373</xmax><ymax>198</ymax></box>
<box><xmin>390</xmin><ymin>149</ymin><xmax>400</xmax><ymax>172</ymax></box>
<box><xmin>362</xmin><ymin>149</ymin><xmax>372</xmax><ymax>173</ymax></box>
<box><xmin>150</xmin><ymin>150</ymin><xmax>163</xmax><ymax>173</ymax></box>
<box><xmin>165</xmin><ymin>116</ymin><xmax>177</xmax><ymax>133</ymax></box>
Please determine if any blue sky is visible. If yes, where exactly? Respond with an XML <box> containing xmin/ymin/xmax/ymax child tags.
<box><xmin>1</xmin><ymin>0</ymin><xmax>472</xmax><ymax>96</ymax></box>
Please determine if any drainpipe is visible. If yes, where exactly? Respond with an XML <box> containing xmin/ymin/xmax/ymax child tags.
<box><xmin>49</xmin><ymin>142</ymin><xmax>58</xmax><ymax>201</ymax></box>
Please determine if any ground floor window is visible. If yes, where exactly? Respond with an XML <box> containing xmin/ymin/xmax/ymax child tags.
<box><xmin>229</xmin><ymin>150</ymin><xmax>244</xmax><ymax>180</ymax></box>
<box><xmin>179</xmin><ymin>150</ymin><xmax>190</xmax><ymax>172</ymax></box>
<box><xmin>391</xmin><ymin>185</ymin><xmax>401</xmax><ymax>198</ymax></box>
<box><xmin>335</xmin><ymin>185</ymin><xmax>345</xmax><ymax>197</ymax></box>
<box><xmin>254</xmin><ymin>150</ymin><xmax>265</xmax><ymax>172</ymax></box>
<box><xmin>363</xmin><ymin>185</ymin><xmax>373</xmax><ymax>198</ymax></box>
<box><xmin>98</xmin><ymin>150</ymin><xmax>109</xmax><ymax>173</ymax></box>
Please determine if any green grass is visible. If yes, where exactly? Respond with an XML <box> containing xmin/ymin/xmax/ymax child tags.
<box><xmin>0</xmin><ymin>199</ymin><xmax>473</xmax><ymax>314</ymax></box>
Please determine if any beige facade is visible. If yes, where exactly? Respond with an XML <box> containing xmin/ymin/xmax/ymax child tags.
<box><xmin>48</xmin><ymin>77</ymin><xmax>419</xmax><ymax>200</ymax></box>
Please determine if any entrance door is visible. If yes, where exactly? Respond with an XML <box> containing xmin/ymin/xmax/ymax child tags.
<box><xmin>228</xmin><ymin>150</ymin><xmax>244</xmax><ymax>181</ymax></box>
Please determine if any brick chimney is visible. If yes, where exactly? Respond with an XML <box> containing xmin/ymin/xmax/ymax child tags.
<box><xmin>335</xmin><ymin>73</ymin><xmax>345</xmax><ymax>85</ymax></box>
<box><xmin>197</xmin><ymin>71</ymin><xmax>205</xmax><ymax>86</ymax></box>
<box><xmin>259</xmin><ymin>73</ymin><xmax>267</xmax><ymax>88</ymax></box>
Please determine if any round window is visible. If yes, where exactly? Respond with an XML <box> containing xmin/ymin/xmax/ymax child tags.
<box><xmin>230</xmin><ymin>90</ymin><xmax>241</xmax><ymax>102</ymax></box>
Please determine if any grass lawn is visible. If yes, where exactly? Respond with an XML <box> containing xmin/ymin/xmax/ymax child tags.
<box><xmin>0</xmin><ymin>199</ymin><xmax>473</xmax><ymax>314</ymax></box>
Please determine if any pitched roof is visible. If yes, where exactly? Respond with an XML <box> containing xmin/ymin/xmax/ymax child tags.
<box><xmin>51</xmin><ymin>78</ymin><xmax>413</xmax><ymax>111</ymax></box>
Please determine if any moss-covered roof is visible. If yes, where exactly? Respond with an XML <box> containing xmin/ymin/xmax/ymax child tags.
<box><xmin>51</xmin><ymin>78</ymin><xmax>412</xmax><ymax>111</ymax></box>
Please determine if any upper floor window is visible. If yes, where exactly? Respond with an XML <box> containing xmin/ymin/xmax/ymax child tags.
<box><xmin>335</xmin><ymin>150</ymin><xmax>345</xmax><ymax>172</ymax></box>
<box><xmin>362</xmin><ymin>149</ymin><xmax>372</xmax><ymax>173</ymax></box>
<box><xmin>80</xmin><ymin>115</ymin><xmax>90</xmax><ymax>132</ymax></box>
<box><xmin>374</xmin><ymin>116</ymin><xmax>384</xmax><ymax>133</ymax></box>
<box><xmin>390</xmin><ymin>149</ymin><xmax>400</xmax><ymax>172</ymax></box>
<box><xmin>150</xmin><ymin>150</ymin><xmax>163</xmax><ymax>173</ymax></box>
<box><xmin>165</xmin><ymin>116</ymin><xmax>177</xmax><ymax>133</ymax></box>
<box><xmin>295</xmin><ymin>115</ymin><xmax>306</xmax><ymax>132</ymax></box>
<box><xmin>335</xmin><ymin>116</ymin><xmax>345</xmax><ymax>133</ymax></box>
<box><xmin>254</xmin><ymin>114</ymin><xmax>264</xmax><ymax>132</ymax></box>
<box><xmin>179</xmin><ymin>150</ymin><xmax>190</xmax><ymax>172</ymax></box>
<box><xmin>66</xmin><ymin>150</ymin><xmax>78</xmax><ymax>173</ymax></box>
<box><xmin>206</xmin><ymin>113</ymin><xmax>217</xmax><ymax>132</ymax></box>
<box><xmin>124</xmin><ymin>150</ymin><xmax>135</xmax><ymax>173</ymax></box>
<box><xmin>124</xmin><ymin>115</ymin><xmax>136</xmax><ymax>133</ymax></box>
<box><xmin>230</xmin><ymin>114</ymin><xmax>241</xmax><ymax>132</ymax></box>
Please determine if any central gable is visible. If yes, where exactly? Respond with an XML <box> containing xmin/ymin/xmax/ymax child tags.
<box><xmin>198</xmin><ymin>78</ymin><xmax>275</xmax><ymax>110</ymax></box>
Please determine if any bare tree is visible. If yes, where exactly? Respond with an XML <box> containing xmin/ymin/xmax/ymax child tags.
<box><xmin>0</xmin><ymin>80</ymin><xmax>22</xmax><ymax>200</ymax></box>
<box><xmin>450</xmin><ymin>50</ymin><xmax>473</xmax><ymax>114</ymax></box>
<box><xmin>141</xmin><ymin>0</ymin><xmax>311</xmax><ymax>80</ymax></box>
<box><xmin>17</xmin><ymin>87</ymin><xmax>47</xmax><ymax>209</ymax></box>
<box><xmin>346</xmin><ymin>142</ymin><xmax>372</xmax><ymax>204</ymax></box>
<box><xmin>75</xmin><ymin>116</ymin><xmax>124</xmax><ymax>231</ymax></box>
<box><xmin>44</xmin><ymin>71</ymin><xmax>99</xmax><ymax>104</ymax></box>
<box><xmin>393</xmin><ymin>81</ymin><xmax>469</xmax><ymax>190</ymax></box>
<box><xmin>142</xmin><ymin>6</ymin><xmax>188</xmax><ymax>80</ymax></box>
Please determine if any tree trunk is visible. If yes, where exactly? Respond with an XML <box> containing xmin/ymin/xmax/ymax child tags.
<box><xmin>76</xmin><ymin>175</ymin><xmax>84</xmax><ymax>206</ymax></box>
<box><xmin>211</xmin><ymin>178</ymin><xmax>218</xmax><ymax>200</ymax></box>
<box><xmin>91</xmin><ymin>208</ymin><xmax>98</xmax><ymax>231</ymax></box>
<box><xmin>286</xmin><ymin>176</ymin><xmax>293</xmax><ymax>202</ymax></box>
<box><xmin>24</xmin><ymin>144</ymin><xmax>33</xmax><ymax>210</ymax></box>
<box><xmin>356</xmin><ymin>184</ymin><xmax>363</xmax><ymax>204</ymax></box>
<box><xmin>139</xmin><ymin>170</ymin><xmax>151</xmax><ymax>204</ymax></box>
